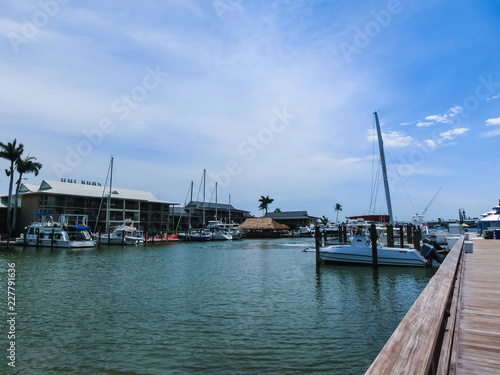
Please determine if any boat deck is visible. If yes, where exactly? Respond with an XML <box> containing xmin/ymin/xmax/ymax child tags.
<box><xmin>454</xmin><ymin>236</ymin><xmax>500</xmax><ymax>374</ymax></box>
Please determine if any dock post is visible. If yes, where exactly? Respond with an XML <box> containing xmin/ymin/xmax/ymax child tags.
<box><xmin>51</xmin><ymin>228</ymin><xmax>55</xmax><ymax>249</ymax></box>
<box><xmin>387</xmin><ymin>224</ymin><xmax>394</xmax><ymax>248</ymax></box>
<box><xmin>370</xmin><ymin>223</ymin><xmax>378</xmax><ymax>269</ymax></box>
<box><xmin>343</xmin><ymin>225</ymin><xmax>348</xmax><ymax>243</ymax></box>
<box><xmin>407</xmin><ymin>223</ymin><xmax>413</xmax><ymax>244</ymax></box>
<box><xmin>338</xmin><ymin>226</ymin><xmax>343</xmax><ymax>244</ymax></box>
<box><xmin>98</xmin><ymin>226</ymin><xmax>101</xmax><ymax>247</ymax></box>
<box><xmin>36</xmin><ymin>228</ymin><xmax>40</xmax><ymax>249</ymax></box>
<box><xmin>399</xmin><ymin>224</ymin><xmax>404</xmax><ymax>248</ymax></box>
<box><xmin>414</xmin><ymin>227</ymin><xmax>421</xmax><ymax>251</ymax></box>
<box><xmin>315</xmin><ymin>226</ymin><xmax>322</xmax><ymax>267</ymax></box>
<box><xmin>323</xmin><ymin>230</ymin><xmax>327</xmax><ymax>246</ymax></box>
<box><xmin>23</xmin><ymin>227</ymin><xmax>27</xmax><ymax>248</ymax></box>
<box><xmin>121</xmin><ymin>230</ymin><xmax>125</xmax><ymax>246</ymax></box>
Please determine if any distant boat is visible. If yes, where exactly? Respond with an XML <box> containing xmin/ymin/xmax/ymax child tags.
<box><xmin>16</xmin><ymin>213</ymin><xmax>95</xmax><ymax>248</ymax></box>
<box><xmin>319</xmin><ymin>112</ymin><xmax>435</xmax><ymax>267</ymax></box>
<box><xmin>99</xmin><ymin>220</ymin><xmax>144</xmax><ymax>245</ymax></box>
<box><xmin>207</xmin><ymin>220</ymin><xmax>232</xmax><ymax>240</ymax></box>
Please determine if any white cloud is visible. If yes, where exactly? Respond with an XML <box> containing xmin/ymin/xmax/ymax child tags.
<box><xmin>486</xmin><ymin>94</ymin><xmax>500</xmax><ymax>101</ymax></box>
<box><xmin>366</xmin><ymin>129</ymin><xmax>413</xmax><ymax>147</ymax></box>
<box><xmin>416</xmin><ymin>121</ymin><xmax>434</xmax><ymax>127</ymax></box>
<box><xmin>480</xmin><ymin>128</ymin><xmax>500</xmax><ymax>138</ymax></box>
<box><xmin>425</xmin><ymin>114</ymin><xmax>450</xmax><ymax>123</ymax></box>
<box><xmin>485</xmin><ymin>117</ymin><xmax>500</xmax><ymax>126</ymax></box>
<box><xmin>440</xmin><ymin>128</ymin><xmax>468</xmax><ymax>140</ymax></box>
<box><xmin>448</xmin><ymin>106</ymin><xmax>464</xmax><ymax>117</ymax></box>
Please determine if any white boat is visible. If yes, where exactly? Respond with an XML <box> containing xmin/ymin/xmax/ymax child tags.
<box><xmin>207</xmin><ymin>220</ymin><xmax>233</xmax><ymax>240</ymax></box>
<box><xmin>16</xmin><ymin>213</ymin><xmax>95</xmax><ymax>248</ymax></box>
<box><xmin>320</xmin><ymin>233</ymin><xmax>429</xmax><ymax>266</ymax></box>
<box><xmin>100</xmin><ymin>220</ymin><xmax>144</xmax><ymax>245</ymax></box>
<box><xmin>319</xmin><ymin>112</ymin><xmax>434</xmax><ymax>267</ymax></box>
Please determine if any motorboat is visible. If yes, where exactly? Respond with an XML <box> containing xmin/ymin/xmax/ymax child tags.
<box><xmin>319</xmin><ymin>233</ymin><xmax>429</xmax><ymax>266</ymax></box>
<box><xmin>207</xmin><ymin>220</ymin><xmax>232</xmax><ymax>240</ymax></box>
<box><xmin>16</xmin><ymin>213</ymin><xmax>95</xmax><ymax>248</ymax></box>
<box><xmin>100</xmin><ymin>220</ymin><xmax>144</xmax><ymax>245</ymax></box>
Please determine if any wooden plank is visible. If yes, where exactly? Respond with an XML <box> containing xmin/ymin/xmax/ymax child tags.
<box><xmin>365</xmin><ymin>237</ymin><xmax>464</xmax><ymax>375</ymax></box>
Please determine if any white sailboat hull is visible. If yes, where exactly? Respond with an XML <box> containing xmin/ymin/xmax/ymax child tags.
<box><xmin>319</xmin><ymin>245</ymin><xmax>428</xmax><ymax>267</ymax></box>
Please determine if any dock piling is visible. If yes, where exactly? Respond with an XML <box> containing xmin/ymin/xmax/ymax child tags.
<box><xmin>387</xmin><ymin>224</ymin><xmax>394</xmax><ymax>248</ymax></box>
<box><xmin>370</xmin><ymin>223</ymin><xmax>378</xmax><ymax>269</ymax></box>
<box><xmin>399</xmin><ymin>224</ymin><xmax>404</xmax><ymax>248</ymax></box>
<box><xmin>315</xmin><ymin>226</ymin><xmax>322</xmax><ymax>267</ymax></box>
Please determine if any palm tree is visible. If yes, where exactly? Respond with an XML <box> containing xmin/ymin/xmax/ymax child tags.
<box><xmin>334</xmin><ymin>203</ymin><xmax>342</xmax><ymax>224</ymax></box>
<box><xmin>12</xmin><ymin>156</ymin><xmax>43</xmax><ymax>230</ymax></box>
<box><xmin>320</xmin><ymin>215</ymin><xmax>329</xmax><ymax>225</ymax></box>
<box><xmin>0</xmin><ymin>139</ymin><xmax>24</xmax><ymax>236</ymax></box>
<box><xmin>274</xmin><ymin>208</ymin><xmax>281</xmax><ymax>213</ymax></box>
<box><xmin>258</xmin><ymin>195</ymin><xmax>274</xmax><ymax>217</ymax></box>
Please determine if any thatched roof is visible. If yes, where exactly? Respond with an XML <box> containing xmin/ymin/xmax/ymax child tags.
<box><xmin>240</xmin><ymin>217</ymin><xmax>290</xmax><ymax>230</ymax></box>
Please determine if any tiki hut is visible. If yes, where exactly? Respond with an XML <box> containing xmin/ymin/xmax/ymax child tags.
<box><xmin>240</xmin><ymin>217</ymin><xmax>290</xmax><ymax>238</ymax></box>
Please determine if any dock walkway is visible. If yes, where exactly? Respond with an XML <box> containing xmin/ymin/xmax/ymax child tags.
<box><xmin>454</xmin><ymin>236</ymin><xmax>500</xmax><ymax>374</ymax></box>
<box><xmin>365</xmin><ymin>235</ymin><xmax>500</xmax><ymax>374</ymax></box>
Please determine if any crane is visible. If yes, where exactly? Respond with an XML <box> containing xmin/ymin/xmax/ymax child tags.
<box><xmin>421</xmin><ymin>187</ymin><xmax>442</xmax><ymax>216</ymax></box>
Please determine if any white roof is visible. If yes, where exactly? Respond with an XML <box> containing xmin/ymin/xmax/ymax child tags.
<box><xmin>21</xmin><ymin>180</ymin><xmax>178</xmax><ymax>205</ymax></box>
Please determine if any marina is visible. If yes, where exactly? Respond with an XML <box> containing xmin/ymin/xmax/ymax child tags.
<box><xmin>1</xmin><ymin>238</ymin><xmax>437</xmax><ymax>374</ymax></box>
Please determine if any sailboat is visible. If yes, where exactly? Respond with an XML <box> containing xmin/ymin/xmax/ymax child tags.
<box><xmin>96</xmin><ymin>157</ymin><xmax>144</xmax><ymax>245</ymax></box>
<box><xmin>319</xmin><ymin>112</ymin><xmax>430</xmax><ymax>267</ymax></box>
<box><xmin>206</xmin><ymin>182</ymin><xmax>232</xmax><ymax>240</ymax></box>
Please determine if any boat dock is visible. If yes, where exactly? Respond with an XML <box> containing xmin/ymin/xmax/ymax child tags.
<box><xmin>365</xmin><ymin>234</ymin><xmax>500</xmax><ymax>374</ymax></box>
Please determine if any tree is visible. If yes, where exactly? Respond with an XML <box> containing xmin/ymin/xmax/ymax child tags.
<box><xmin>334</xmin><ymin>203</ymin><xmax>342</xmax><ymax>223</ymax></box>
<box><xmin>320</xmin><ymin>215</ymin><xmax>329</xmax><ymax>225</ymax></box>
<box><xmin>274</xmin><ymin>208</ymin><xmax>281</xmax><ymax>213</ymax></box>
<box><xmin>0</xmin><ymin>139</ymin><xmax>24</xmax><ymax>236</ymax></box>
<box><xmin>258</xmin><ymin>195</ymin><xmax>274</xmax><ymax>217</ymax></box>
<box><xmin>12</xmin><ymin>156</ymin><xmax>43</xmax><ymax>230</ymax></box>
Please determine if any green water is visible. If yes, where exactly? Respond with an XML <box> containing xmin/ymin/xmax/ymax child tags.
<box><xmin>1</xmin><ymin>238</ymin><xmax>436</xmax><ymax>374</ymax></box>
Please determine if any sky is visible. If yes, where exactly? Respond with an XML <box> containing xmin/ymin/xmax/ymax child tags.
<box><xmin>1</xmin><ymin>0</ymin><xmax>500</xmax><ymax>222</ymax></box>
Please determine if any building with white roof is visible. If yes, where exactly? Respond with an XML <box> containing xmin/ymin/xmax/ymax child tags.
<box><xmin>7</xmin><ymin>180</ymin><xmax>178</xmax><ymax>235</ymax></box>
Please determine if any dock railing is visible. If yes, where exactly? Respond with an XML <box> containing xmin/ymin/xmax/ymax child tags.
<box><xmin>365</xmin><ymin>236</ymin><xmax>465</xmax><ymax>375</ymax></box>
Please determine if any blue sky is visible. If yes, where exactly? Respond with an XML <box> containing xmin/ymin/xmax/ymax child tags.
<box><xmin>1</xmin><ymin>0</ymin><xmax>499</xmax><ymax>222</ymax></box>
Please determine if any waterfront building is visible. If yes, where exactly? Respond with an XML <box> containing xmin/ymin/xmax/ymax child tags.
<box><xmin>3</xmin><ymin>180</ymin><xmax>178</xmax><ymax>235</ymax></box>
<box><xmin>265</xmin><ymin>211</ymin><xmax>319</xmax><ymax>230</ymax></box>
<box><xmin>172</xmin><ymin>201</ymin><xmax>252</xmax><ymax>231</ymax></box>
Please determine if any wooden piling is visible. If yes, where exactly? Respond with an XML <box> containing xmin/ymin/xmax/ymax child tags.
<box><xmin>370</xmin><ymin>223</ymin><xmax>378</xmax><ymax>269</ymax></box>
<box><xmin>51</xmin><ymin>228</ymin><xmax>55</xmax><ymax>249</ymax></box>
<box><xmin>414</xmin><ymin>227</ymin><xmax>421</xmax><ymax>251</ymax></box>
<box><xmin>315</xmin><ymin>226</ymin><xmax>322</xmax><ymax>267</ymax></box>
<box><xmin>387</xmin><ymin>224</ymin><xmax>394</xmax><ymax>248</ymax></box>
<box><xmin>36</xmin><ymin>228</ymin><xmax>40</xmax><ymax>248</ymax></box>
<box><xmin>399</xmin><ymin>224</ymin><xmax>404</xmax><ymax>248</ymax></box>
<box><xmin>407</xmin><ymin>223</ymin><xmax>413</xmax><ymax>244</ymax></box>
<box><xmin>343</xmin><ymin>225</ymin><xmax>348</xmax><ymax>243</ymax></box>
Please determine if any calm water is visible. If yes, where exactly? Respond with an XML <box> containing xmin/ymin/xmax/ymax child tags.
<box><xmin>1</xmin><ymin>238</ymin><xmax>436</xmax><ymax>374</ymax></box>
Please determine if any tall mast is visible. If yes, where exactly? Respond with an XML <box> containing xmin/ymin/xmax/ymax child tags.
<box><xmin>374</xmin><ymin>112</ymin><xmax>394</xmax><ymax>225</ymax></box>
<box><xmin>202</xmin><ymin>169</ymin><xmax>206</xmax><ymax>228</ymax></box>
<box><xmin>229</xmin><ymin>194</ymin><xmax>231</xmax><ymax>224</ymax></box>
<box><xmin>188</xmin><ymin>180</ymin><xmax>193</xmax><ymax>230</ymax></box>
<box><xmin>215</xmin><ymin>182</ymin><xmax>218</xmax><ymax>221</ymax></box>
<box><xmin>106</xmin><ymin>156</ymin><xmax>114</xmax><ymax>234</ymax></box>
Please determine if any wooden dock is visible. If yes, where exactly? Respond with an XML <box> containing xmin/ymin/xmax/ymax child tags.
<box><xmin>365</xmin><ymin>235</ymin><xmax>500</xmax><ymax>374</ymax></box>
<box><xmin>453</xmin><ymin>237</ymin><xmax>500</xmax><ymax>374</ymax></box>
